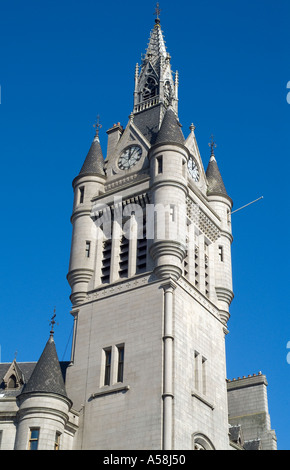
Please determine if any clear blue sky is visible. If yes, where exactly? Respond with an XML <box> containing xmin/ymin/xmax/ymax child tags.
<box><xmin>0</xmin><ymin>0</ymin><xmax>289</xmax><ymax>450</ymax></box>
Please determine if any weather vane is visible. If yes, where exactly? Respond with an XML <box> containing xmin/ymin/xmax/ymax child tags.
<box><xmin>50</xmin><ymin>308</ymin><xmax>56</xmax><ymax>336</ymax></box>
<box><xmin>93</xmin><ymin>115</ymin><xmax>102</xmax><ymax>136</ymax></box>
<box><xmin>154</xmin><ymin>3</ymin><xmax>161</xmax><ymax>21</ymax></box>
<box><xmin>209</xmin><ymin>134</ymin><xmax>217</xmax><ymax>156</ymax></box>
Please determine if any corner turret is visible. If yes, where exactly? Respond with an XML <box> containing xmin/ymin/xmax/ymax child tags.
<box><xmin>14</xmin><ymin>324</ymin><xmax>76</xmax><ymax>450</ymax></box>
<box><xmin>205</xmin><ymin>139</ymin><xmax>234</xmax><ymax>324</ymax></box>
<box><xmin>67</xmin><ymin>124</ymin><xmax>106</xmax><ymax>306</ymax></box>
<box><xmin>149</xmin><ymin>107</ymin><xmax>188</xmax><ymax>280</ymax></box>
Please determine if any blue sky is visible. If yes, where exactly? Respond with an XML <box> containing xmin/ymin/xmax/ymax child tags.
<box><xmin>0</xmin><ymin>0</ymin><xmax>289</xmax><ymax>449</ymax></box>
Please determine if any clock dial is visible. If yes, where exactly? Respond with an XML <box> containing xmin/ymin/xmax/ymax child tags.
<box><xmin>188</xmin><ymin>156</ymin><xmax>200</xmax><ymax>182</ymax></box>
<box><xmin>118</xmin><ymin>146</ymin><xmax>142</xmax><ymax>170</ymax></box>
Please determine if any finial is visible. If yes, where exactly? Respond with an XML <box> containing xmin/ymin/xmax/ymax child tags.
<box><xmin>154</xmin><ymin>2</ymin><xmax>161</xmax><ymax>23</ymax></box>
<box><xmin>50</xmin><ymin>308</ymin><xmax>56</xmax><ymax>337</ymax></box>
<box><xmin>93</xmin><ymin>115</ymin><xmax>102</xmax><ymax>137</ymax></box>
<box><xmin>208</xmin><ymin>134</ymin><xmax>217</xmax><ymax>156</ymax></box>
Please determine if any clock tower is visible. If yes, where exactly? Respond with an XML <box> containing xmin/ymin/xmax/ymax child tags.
<box><xmin>65</xmin><ymin>15</ymin><xmax>234</xmax><ymax>450</ymax></box>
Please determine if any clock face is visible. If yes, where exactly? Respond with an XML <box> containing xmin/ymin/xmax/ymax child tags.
<box><xmin>118</xmin><ymin>146</ymin><xmax>142</xmax><ymax>170</ymax></box>
<box><xmin>188</xmin><ymin>156</ymin><xmax>200</xmax><ymax>182</ymax></box>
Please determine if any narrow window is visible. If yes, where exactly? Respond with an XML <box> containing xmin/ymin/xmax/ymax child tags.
<box><xmin>85</xmin><ymin>241</ymin><xmax>91</xmax><ymax>258</ymax></box>
<box><xmin>79</xmin><ymin>186</ymin><xmax>85</xmax><ymax>204</ymax></box>
<box><xmin>182</xmin><ymin>158</ymin><xmax>186</xmax><ymax>177</ymax></box>
<box><xmin>119</xmin><ymin>236</ymin><xmax>129</xmax><ymax>278</ymax></box>
<box><xmin>101</xmin><ymin>239</ymin><xmax>112</xmax><ymax>284</ymax></box>
<box><xmin>194</xmin><ymin>351</ymin><xmax>199</xmax><ymax>390</ymax></box>
<box><xmin>7</xmin><ymin>375</ymin><xmax>17</xmax><ymax>389</ymax></box>
<box><xmin>202</xmin><ymin>357</ymin><xmax>207</xmax><ymax>395</ymax></box>
<box><xmin>104</xmin><ymin>348</ymin><xmax>112</xmax><ymax>386</ymax></box>
<box><xmin>218</xmin><ymin>245</ymin><xmax>224</xmax><ymax>262</ymax></box>
<box><xmin>54</xmin><ymin>432</ymin><xmax>61</xmax><ymax>450</ymax></box>
<box><xmin>204</xmin><ymin>242</ymin><xmax>209</xmax><ymax>297</ymax></box>
<box><xmin>156</xmin><ymin>156</ymin><xmax>163</xmax><ymax>174</ymax></box>
<box><xmin>117</xmin><ymin>345</ymin><xmax>125</xmax><ymax>383</ymax></box>
<box><xmin>169</xmin><ymin>204</ymin><xmax>175</xmax><ymax>222</ymax></box>
<box><xmin>136</xmin><ymin>215</ymin><xmax>147</xmax><ymax>274</ymax></box>
<box><xmin>0</xmin><ymin>430</ymin><xmax>3</xmax><ymax>450</ymax></box>
<box><xmin>28</xmin><ymin>428</ymin><xmax>40</xmax><ymax>450</ymax></box>
<box><xmin>195</xmin><ymin>245</ymin><xmax>199</xmax><ymax>287</ymax></box>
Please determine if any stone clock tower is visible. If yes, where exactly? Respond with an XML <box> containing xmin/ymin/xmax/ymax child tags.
<box><xmin>65</xmin><ymin>15</ymin><xmax>234</xmax><ymax>450</ymax></box>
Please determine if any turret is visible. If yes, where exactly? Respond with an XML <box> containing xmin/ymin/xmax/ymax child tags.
<box><xmin>149</xmin><ymin>107</ymin><xmax>188</xmax><ymax>280</ymax></box>
<box><xmin>205</xmin><ymin>142</ymin><xmax>234</xmax><ymax>324</ymax></box>
<box><xmin>67</xmin><ymin>126</ymin><xmax>106</xmax><ymax>306</ymax></box>
<box><xmin>15</xmin><ymin>326</ymin><xmax>74</xmax><ymax>450</ymax></box>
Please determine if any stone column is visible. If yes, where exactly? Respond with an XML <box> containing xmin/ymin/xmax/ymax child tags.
<box><xmin>162</xmin><ymin>281</ymin><xmax>176</xmax><ymax>450</ymax></box>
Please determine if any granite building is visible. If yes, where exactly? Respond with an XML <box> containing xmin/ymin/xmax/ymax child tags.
<box><xmin>0</xmin><ymin>12</ymin><xmax>277</xmax><ymax>451</ymax></box>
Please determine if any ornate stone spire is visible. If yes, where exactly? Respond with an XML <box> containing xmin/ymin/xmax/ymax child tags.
<box><xmin>133</xmin><ymin>13</ymin><xmax>178</xmax><ymax>117</ymax></box>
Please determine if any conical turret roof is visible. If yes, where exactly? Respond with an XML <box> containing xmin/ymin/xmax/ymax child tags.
<box><xmin>21</xmin><ymin>335</ymin><xmax>68</xmax><ymax>398</ymax></box>
<box><xmin>206</xmin><ymin>154</ymin><xmax>228</xmax><ymax>196</ymax></box>
<box><xmin>79</xmin><ymin>133</ymin><xmax>105</xmax><ymax>176</ymax></box>
<box><xmin>155</xmin><ymin>107</ymin><xmax>185</xmax><ymax>145</ymax></box>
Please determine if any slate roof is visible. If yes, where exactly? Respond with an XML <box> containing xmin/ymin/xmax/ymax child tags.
<box><xmin>0</xmin><ymin>362</ymin><xmax>35</xmax><ymax>397</ymax></box>
<box><xmin>155</xmin><ymin>107</ymin><xmax>185</xmax><ymax>146</ymax></box>
<box><xmin>79</xmin><ymin>134</ymin><xmax>105</xmax><ymax>176</ymax></box>
<box><xmin>0</xmin><ymin>360</ymin><xmax>70</xmax><ymax>399</ymax></box>
<box><xmin>20</xmin><ymin>335</ymin><xmax>69</xmax><ymax>398</ymax></box>
<box><xmin>244</xmin><ymin>439</ymin><xmax>261</xmax><ymax>450</ymax></box>
<box><xmin>133</xmin><ymin>105</ymin><xmax>162</xmax><ymax>145</ymax></box>
<box><xmin>205</xmin><ymin>154</ymin><xmax>228</xmax><ymax>196</ymax></box>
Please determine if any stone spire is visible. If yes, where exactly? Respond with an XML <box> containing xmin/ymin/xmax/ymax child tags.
<box><xmin>132</xmin><ymin>13</ymin><xmax>179</xmax><ymax>143</ymax></box>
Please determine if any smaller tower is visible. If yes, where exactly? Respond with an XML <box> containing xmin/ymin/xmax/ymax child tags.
<box><xmin>67</xmin><ymin>121</ymin><xmax>106</xmax><ymax>306</ymax></box>
<box><xmin>15</xmin><ymin>318</ymin><xmax>75</xmax><ymax>450</ymax></box>
<box><xmin>149</xmin><ymin>106</ymin><xmax>188</xmax><ymax>280</ymax></box>
<box><xmin>205</xmin><ymin>137</ymin><xmax>234</xmax><ymax>324</ymax></box>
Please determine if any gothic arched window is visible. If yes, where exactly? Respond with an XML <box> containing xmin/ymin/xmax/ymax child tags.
<box><xmin>192</xmin><ymin>433</ymin><xmax>215</xmax><ymax>450</ymax></box>
<box><xmin>7</xmin><ymin>375</ymin><xmax>17</xmax><ymax>389</ymax></box>
<box><xmin>142</xmin><ymin>76</ymin><xmax>157</xmax><ymax>99</ymax></box>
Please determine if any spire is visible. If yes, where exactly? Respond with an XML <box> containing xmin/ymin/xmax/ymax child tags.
<box><xmin>155</xmin><ymin>107</ymin><xmax>184</xmax><ymax>145</ymax></box>
<box><xmin>133</xmin><ymin>9</ymin><xmax>178</xmax><ymax>124</ymax></box>
<box><xmin>205</xmin><ymin>136</ymin><xmax>228</xmax><ymax>196</ymax></box>
<box><xmin>79</xmin><ymin>117</ymin><xmax>105</xmax><ymax>176</ymax></box>
<box><xmin>20</xmin><ymin>322</ymin><xmax>68</xmax><ymax>398</ymax></box>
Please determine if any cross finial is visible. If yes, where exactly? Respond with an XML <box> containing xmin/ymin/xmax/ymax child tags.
<box><xmin>209</xmin><ymin>134</ymin><xmax>217</xmax><ymax>156</ymax></box>
<box><xmin>93</xmin><ymin>115</ymin><xmax>102</xmax><ymax>137</ymax></box>
<box><xmin>154</xmin><ymin>3</ymin><xmax>161</xmax><ymax>22</ymax></box>
<box><xmin>50</xmin><ymin>308</ymin><xmax>56</xmax><ymax>336</ymax></box>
